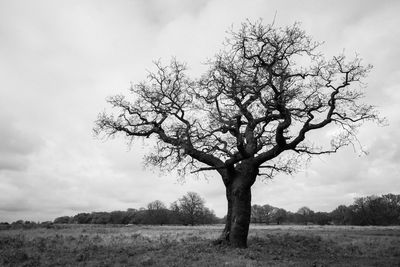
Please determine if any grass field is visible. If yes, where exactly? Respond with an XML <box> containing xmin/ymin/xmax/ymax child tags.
<box><xmin>1</xmin><ymin>224</ymin><xmax>400</xmax><ymax>266</ymax></box>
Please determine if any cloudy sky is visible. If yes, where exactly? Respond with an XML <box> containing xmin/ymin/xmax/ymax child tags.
<box><xmin>1</xmin><ymin>0</ymin><xmax>399</xmax><ymax>222</ymax></box>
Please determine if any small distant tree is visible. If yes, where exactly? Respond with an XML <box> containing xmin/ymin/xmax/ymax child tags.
<box><xmin>178</xmin><ymin>192</ymin><xmax>206</xmax><ymax>225</ymax></box>
<box><xmin>95</xmin><ymin>20</ymin><xmax>382</xmax><ymax>247</ymax></box>
<box><xmin>109</xmin><ymin>210</ymin><xmax>129</xmax><ymax>224</ymax></box>
<box><xmin>73</xmin><ymin>213</ymin><xmax>92</xmax><ymax>224</ymax></box>
<box><xmin>169</xmin><ymin>201</ymin><xmax>183</xmax><ymax>224</ymax></box>
<box><xmin>382</xmin><ymin>194</ymin><xmax>400</xmax><ymax>224</ymax></box>
<box><xmin>251</xmin><ymin>204</ymin><xmax>274</xmax><ymax>223</ymax></box>
<box><xmin>129</xmin><ymin>209</ymin><xmax>148</xmax><ymax>224</ymax></box>
<box><xmin>296</xmin><ymin>206</ymin><xmax>314</xmax><ymax>224</ymax></box>
<box><xmin>147</xmin><ymin>200</ymin><xmax>166</xmax><ymax>210</ymax></box>
<box><xmin>125</xmin><ymin>208</ymin><xmax>138</xmax><ymax>224</ymax></box>
<box><xmin>297</xmin><ymin>206</ymin><xmax>313</xmax><ymax>215</ymax></box>
<box><xmin>251</xmin><ymin>205</ymin><xmax>264</xmax><ymax>223</ymax></box>
<box><xmin>271</xmin><ymin>208</ymin><xmax>287</xmax><ymax>225</ymax></box>
<box><xmin>54</xmin><ymin>216</ymin><xmax>71</xmax><ymax>224</ymax></box>
<box><xmin>146</xmin><ymin>200</ymin><xmax>169</xmax><ymax>225</ymax></box>
<box><xmin>262</xmin><ymin>204</ymin><xmax>275</xmax><ymax>224</ymax></box>
<box><xmin>313</xmin><ymin>212</ymin><xmax>331</xmax><ymax>225</ymax></box>
<box><xmin>90</xmin><ymin>212</ymin><xmax>111</xmax><ymax>224</ymax></box>
<box><xmin>331</xmin><ymin>205</ymin><xmax>352</xmax><ymax>225</ymax></box>
<box><xmin>350</xmin><ymin>197</ymin><xmax>372</xmax><ymax>225</ymax></box>
<box><xmin>201</xmin><ymin>207</ymin><xmax>219</xmax><ymax>224</ymax></box>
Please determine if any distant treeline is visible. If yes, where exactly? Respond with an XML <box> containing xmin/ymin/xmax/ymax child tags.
<box><xmin>250</xmin><ymin>193</ymin><xmax>400</xmax><ymax>226</ymax></box>
<box><xmin>50</xmin><ymin>192</ymin><xmax>219</xmax><ymax>226</ymax></box>
<box><xmin>1</xmin><ymin>193</ymin><xmax>400</xmax><ymax>229</ymax></box>
<box><xmin>0</xmin><ymin>192</ymin><xmax>219</xmax><ymax>230</ymax></box>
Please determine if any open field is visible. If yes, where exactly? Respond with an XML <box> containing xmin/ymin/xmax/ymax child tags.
<box><xmin>1</xmin><ymin>224</ymin><xmax>400</xmax><ymax>266</ymax></box>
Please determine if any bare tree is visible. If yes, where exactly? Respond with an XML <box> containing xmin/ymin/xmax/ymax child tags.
<box><xmin>146</xmin><ymin>200</ymin><xmax>168</xmax><ymax>225</ymax></box>
<box><xmin>95</xmin><ymin>20</ymin><xmax>381</xmax><ymax>248</ymax></box>
<box><xmin>178</xmin><ymin>192</ymin><xmax>206</xmax><ymax>225</ymax></box>
<box><xmin>296</xmin><ymin>206</ymin><xmax>314</xmax><ymax>224</ymax></box>
<box><xmin>271</xmin><ymin>208</ymin><xmax>287</xmax><ymax>225</ymax></box>
<box><xmin>251</xmin><ymin>204</ymin><xmax>274</xmax><ymax>223</ymax></box>
<box><xmin>147</xmin><ymin>200</ymin><xmax>166</xmax><ymax>211</ymax></box>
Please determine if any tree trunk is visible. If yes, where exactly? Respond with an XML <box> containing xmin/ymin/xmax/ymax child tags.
<box><xmin>218</xmin><ymin>164</ymin><xmax>257</xmax><ymax>248</ymax></box>
<box><xmin>229</xmin><ymin>180</ymin><xmax>252</xmax><ymax>248</ymax></box>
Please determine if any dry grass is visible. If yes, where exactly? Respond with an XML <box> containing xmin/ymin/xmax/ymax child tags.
<box><xmin>1</xmin><ymin>224</ymin><xmax>400</xmax><ymax>266</ymax></box>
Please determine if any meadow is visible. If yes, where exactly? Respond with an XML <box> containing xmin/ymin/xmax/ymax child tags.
<box><xmin>1</xmin><ymin>224</ymin><xmax>400</xmax><ymax>266</ymax></box>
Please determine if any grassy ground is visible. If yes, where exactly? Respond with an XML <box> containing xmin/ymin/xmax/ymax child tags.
<box><xmin>1</xmin><ymin>224</ymin><xmax>400</xmax><ymax>266</ymax></box>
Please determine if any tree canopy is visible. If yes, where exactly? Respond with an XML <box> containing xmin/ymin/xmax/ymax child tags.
<box><xmin>95</xmin><ymin>21</ymin><xmax>380</xmax><ymax>180</ymax></box>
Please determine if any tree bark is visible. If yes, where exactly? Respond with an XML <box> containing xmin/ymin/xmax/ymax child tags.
<box><xmin>229</xmin><ymin>182</ymin><xmax>252</xmax><ymax>248</ymax></box>
<box><xmin>217</xmin><ymin>185</ymin><xmax>232</xmax><ymax>244</ymax></box>
<box><xmin>218</xmin><ymin>164</ymin><xmax>257</xmax><ymax>248</ymax></box>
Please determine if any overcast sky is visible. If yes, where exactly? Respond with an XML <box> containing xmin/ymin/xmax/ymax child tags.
<box><xmin>1</xmin><ymin>0</ymin><xmax>399</xmax><ymax>222</ymax></box>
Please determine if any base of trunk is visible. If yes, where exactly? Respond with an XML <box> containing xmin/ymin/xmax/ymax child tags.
<box><xmin>214</xmin><ymin>184</ymin><xmax>251</xmax><ymax>248</ymax></box>
<box><xmin>211</xmin><ymin>229</ymin><xmax>230</xmax><ymax>246</ymax></box>
<box><xmin>212</xmin><ymin>226</ymin><xmax>247</xmax><ymax>248</ymax></box>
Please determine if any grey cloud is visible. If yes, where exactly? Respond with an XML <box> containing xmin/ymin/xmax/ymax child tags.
<box><xmin>137</xmin><ymin>0</ymin><xmax>211</xmax><ymax>26</ymax></box>
<box><xmin>0</xmin><ymin>114</ymin><xmax>42</xmax><ymax>171</ymax></box>
<box><xmin>0</xmin><ymin>201</ymin><xmax>31</xmax><ymax>213</ymax></box>
<box><xmin>0</xmin><ymin>123</ymin><xmax>38</xmax><ymax>155</ymax></box>
<box><xmin>368</xmin><ymin>132</ymin><xmax>400</xmax><ymax>163</ymax></box>
<box><xmin>0</xmin><ymin>156</ymin><xmax>28</xmax><ymax>171</ymax></box>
